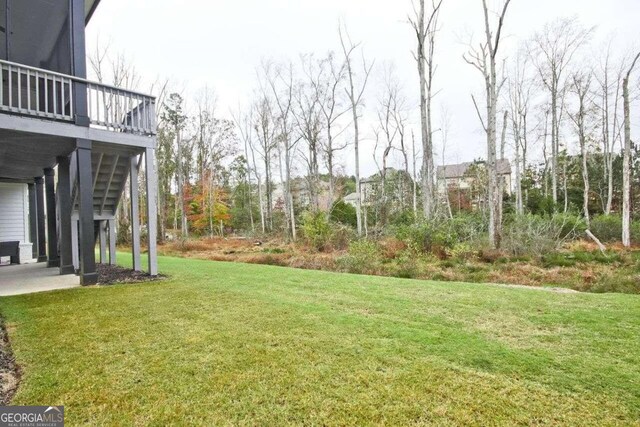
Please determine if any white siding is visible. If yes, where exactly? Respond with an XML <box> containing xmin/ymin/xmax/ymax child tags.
<box><xmin>0</xmin><ymin>183</ymin><xmax>29</xmax><ymax>243</ymax></box>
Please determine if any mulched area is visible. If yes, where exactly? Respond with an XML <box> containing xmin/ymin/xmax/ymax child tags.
<box><xmin>0</xmin><ymin>319</ymin><xmax>20</xmax><ymax>405</ymax></box>
<box><xmin>97</xmin><ymin>264</ymin><xmax>165</xmax><ymax>285</ymax></box>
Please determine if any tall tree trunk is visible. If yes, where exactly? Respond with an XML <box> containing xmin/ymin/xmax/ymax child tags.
<box><xmin>522</xmin><ymin>112</ymin><xmax>528</xmax><ymax>207</ymax></box>
<box><xmin>551</xmin><ymin>83</ymin><xmax>558</xmax><ymax>205</ymax></box>
<box><xmin>327</xmin><ymin>126</ymin><xmax>335</xmax><ymax>215</ymax></box>
<box><xmin>573</xmin><ymin>74</ymin><xmax>592</xmax><ymax>227</ymax></box>
<box><xmin>411</xmin><ymin>130</ymin><xmax>418</xmax><ymax>216</ymax></box>
<box><xmin>264</xmin><ymin>152</ymin><xmax>272</xmax><ymax>232</ymax></box>
<box><xmin>340</xmin><ymin>25</ymin><xmax>373</xmax><ymax>236</ymax></box>
<box><xmin>563</xmin><ymin>161</ymin><xmax>569</xmax><ymax>214</ymax></box>
<box><xmin>581</xmin><ymin>137</ymin><xmax>590</xmax><ymax>227</ymax></box>
<box><xmin>486</xmin><ymin>76</ymin><xmax>500</xmax><ymax>247</ymax></box>
<box><xmin>243</xmin><ymin>137</ymin><xmax>256</xmax><ymax>232</ymax></box>
<box><xmin>514</xmin><ymin>131</ymin><xmax>523</xmax><ymax>215</ymax></box>
<box><xmin>602</xmin><ymin>77</ymin><xmax>613</xmax><ymax>215</ymax></box>
<box><xmin>352</xmin><ymin>97</ymin><xmax>363</xmax><ymax>236</ymax></box>
<box><xmin>176</xmin><ymin>127</ymin><xmax>188</xmax><ymax>238</ymax></box>
<box><xmin>412</xmin><ymin>0</ymin><xmax>441</xmax><ymax>219</ymax></box>
<box><xmin>498</xmin><ymin>110</ymin><xmax>508</xmax><ymax>219</ymax></box>
<box><xmin>622</xmin><ymin>52</ymin><xmax>640</xmax><ymax>247</ymax></box>
<box><xmin>607</xmin><ymin>79</ymin><xmax>622</xmax><ymax>215</ymax></box>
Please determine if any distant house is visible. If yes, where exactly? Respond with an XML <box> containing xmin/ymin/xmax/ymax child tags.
<box><xmin>271</xmin><ymin>178</ymin><xmax>335</xmax><ymax>211</ymax></box>
<box><xmin>343</xmin><ymin>192</ymin><xmax>359</xmax><ymax>208</ymax></box>
<box><xmin>437</xmin><ymin>159</ymin><xmax>512</xmax><ymax>196</ymax></box>
<box><xmin>343</xmin><ymin>168</ymin><xmax>414</xmax><ymax>210</ymax></box>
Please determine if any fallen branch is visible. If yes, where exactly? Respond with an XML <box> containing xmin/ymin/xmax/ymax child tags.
<box><xmin>585</xmin><ymin>229</ymin><xmax>606</xmax><ymax>254</ymax></box>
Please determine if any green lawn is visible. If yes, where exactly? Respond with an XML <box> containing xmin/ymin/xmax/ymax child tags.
<box><xmin>1</xmin><ymin>255</ymin><xmax>639</xmax><ymax>426</ymax></box>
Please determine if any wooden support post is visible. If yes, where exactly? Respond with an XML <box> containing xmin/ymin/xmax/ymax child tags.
<box><xmin>44</xmin><ymin>168</ymin><xmax>59</xmax><ymax>268</ymax></box>
<box><xmin>28</xmin><ymin>183</ymin><xmax>38</xmax><ymax>259</ymax></box>
<box><xmin>108</xmin><ymin>219</ymin><xmax>116</xmax><ymax>265</ymax></box>
<box><xmin>57</xmin><ymin>155</ymin><xmax>75</xmax><ymax>275</ymax></box>
<box><xmin>70</xmin><ymin>0</ymin><xmax>89</xmax><ymax>126</ymax></box>
<box><xmin>71</xmin><ymin>219</ymin><xmax>79</xmax><ymax>271</ymax></box>
<box><xmin>145</xmin><ymin>147</ymin><xmax>158</xmax><ymax>276</ymax></box>
<box><xmin>35</xmin><ymin>177</ymin><xmax>47</xmax><ymax>262</ymax></box>
<box><xmin>99</xmin><ymin>220</ymin><xmax>107</xmax><ymax>264</ymax></box>
<box><xmin>130</xmin><ymin>155</ymin><xmax>141</xmax><ymax>271</ymax></box>
<box><xmin>76</xmin><ymin>139</ymin><xmax>97</xmax><ymax>285</ymax></box>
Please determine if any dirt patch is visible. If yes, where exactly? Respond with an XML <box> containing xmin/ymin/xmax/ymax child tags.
<box><xmin>0</xmin><ymin>318</ymin><xmax>20</xmax><ymax>405</ymax></box>
<box><xmin>97</xmin><ymin>264</ymin><xmax>165</xmax><ymax>285</ymax></box>
<box><xmin>492</xmin><ymin>283</ymin><xmax>579</xmax><ymax>293</ymax></box>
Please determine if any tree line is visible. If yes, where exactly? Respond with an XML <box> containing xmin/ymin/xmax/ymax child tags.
<box><xmin>90</xmin><ymin>1</ymin><xmax>640</xmax><ymax>248</ymax></box>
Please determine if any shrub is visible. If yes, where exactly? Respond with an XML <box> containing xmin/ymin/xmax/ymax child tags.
<box><xmin>389</xmin><ymin>209</ymin><xmax>417</xmax><ymax>227</ymax></box>
<box><xmin>300</xmin><ymin>211</ymin><xmax>332</xmax><ymax>251</ymax></box>
<box><xmin>330</xmin><ymin>201</ymin><xmax>358</xmax><ymax>228</ymax></box>
<box><xmin>394</xmin><ymin>213</ymin><xmax>486</xmax><ymax>256</ymax></box>
<box><xmin>589</xmin><ymin>215</ymin><xmax>622</xmax><ymax>242</ymax></box>
<box><xmin>588</xmin><ymin>274</ymin><xmax>640</xmax><ymax>294</ymax></box>
<box><xmin>553</xmin><ymin>213</ymin><xmax>586</xmax><ymax>239</ymax></box>
<box><xmin>541</xmin><ymin>253</ymin><xmax>576</xmax><ymax>268</ymax></box>
<box><xmin>446</xmin><ymin>242</ymin><xmax>476</xmax><ymax>260</ymax></box>
<box><xmin>329</xmin><ymin>224</ymin><xmax>356</xmax><ymax>251</ymax></box>
<box><xmin>526</xmin><ymin>189</ymin><xmax>558</xmax><ymax>216</ymax></box>
<box><xmin>479</xmin><ymin>249</ymin><xmax>503</xmax><ymax>263</ymax></box>
<box><xmin>262</xmin><ymin>248</ymin><xmax>286</xmax><ymax>254</ymax></box>
<box><xmin>391</xmin><ymin>248</ymin><xmax>420</xmax><ymax>279</ymax></box>
<box><xmin>379</xmin><ymin>238</ymin><xmax>407</xmax><ymax>260</ymax></box>
<box><xmin>587</xmin><ymin>215</ymin><xmax>640</xmax><ymax>244</ymax></box>
<box><xmin>337</xmin><ymin>240</ymin><xmax>381</xmax><ymax>274</ymax></box>
<box><xmin>633</xmin><ymin>222</ymin><xmax>640</xmax><ymax>245</ymax></box>
<box><xmin>502</xmin><ymin>214</ymin><xmax>580</xmax><ymax>257</ymax></box>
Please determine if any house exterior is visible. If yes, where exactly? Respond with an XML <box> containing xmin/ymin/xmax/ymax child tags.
<box><xmin>343</xmin><ymin>192</ymin><xmax>359</xmax><ymax>207</ymax></box>
<box><xmin>272</xmin><ymin>178</ymin><xmax>335</xmax><ymax>212</ymax></box>
<box><xmin>0</xmin><ymin>183</ymin><xmax>32</xmax><ymax>263</ymax></box>
<box><xmin>344</xmin><ymin>168</ymin><xmax>414</xmax><ymax>209</ymax></box>
<box><xmin>0</xmin><ymin>0</ymin><xmax>158</xmax><ymax>284</ymax></box>
<box><xmin>437</xmin><ymin>160</ymin><xmax>512</xmax><ymax>196</ymax></box>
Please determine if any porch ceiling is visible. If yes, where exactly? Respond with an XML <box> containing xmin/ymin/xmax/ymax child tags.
<box><xmin>0</xmin><ymin>128</ymin><xmax>143</xmax><ymax>182</ymax></box>
<box><xmin>0</xmin><ymin>129</ymin><xmax>75</xmax><ymax>181</ymax></box>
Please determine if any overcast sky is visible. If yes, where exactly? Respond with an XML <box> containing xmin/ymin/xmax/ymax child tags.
<box><xmin>87</xmin><ymin>0</ymin><xmax>640</xmax><ymax>177</ymax></box>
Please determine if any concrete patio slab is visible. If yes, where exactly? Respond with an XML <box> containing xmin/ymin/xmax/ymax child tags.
<box><xmin>0</xmin><ymin>263</ymin><xmax>80</xmax><ymax>296</ymax></box>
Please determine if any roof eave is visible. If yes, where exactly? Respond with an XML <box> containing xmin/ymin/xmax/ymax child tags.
<box><xmin>85</xmin><ymin>0</ymin><xmax>101</xmax><ymax>25</ymax></box>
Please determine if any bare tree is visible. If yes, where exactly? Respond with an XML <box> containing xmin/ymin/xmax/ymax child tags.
<box><xmin>410</xmin><ymin>130</ymin><xmax>420</xmax><ymax>216</ymax></box>
<box><xmin>592</xmin><ymin>39</ymin><xmax>628</xmax><ymax>216</ymax></box>
<box><xmin>438</xmin><ymin>107</ymin><xmax>453</xmax><ymax>218</ymax></box>
<box><xmin>232</xmin><ymin>106</ymin><xmax>258</xmax><ymax>233</ymax></box>
<box><xmin>622</xmin><ymin>51</ymin><xmax>640</xmax><ymax>247</ymax></box>
<box><xmin>262</xmin><ymin>60</ymin><xmax>300</xmax><ymax>239</ymax></box>
<box><xmin>163</xmin><ymin>93</ymin><xmax>189</xmax><ymax>238</ymax></box>
<box><xmin>339</xmin><ymin>24</ymin><xmax>374</xmax><ymax>237</ymax></box>
<box><xmin>313</xmin><ymin>52</ymin><xmax>350</xmax><ymax>212</ymax></box>
<box><xmin>463</xmin><ymin>0</ymin><xmax>512</xmax><ymax>249</ymax></box>
<box><xmin>530</xmin><ymin>18</ymin><xmax>592</xmax><ymax>205</ymax></box>
<box><xmin>507</xmin><ymin>48</ymin><xmax>533</xmax><ymax>215</ymax></box>
<box><xmin>410</xmin><ymin>0</ymin><xmax>443</xmax><ymax>219</ymax></box>
<box><xmin>253</xmin><ymin>96</ymin><xmax>278</xmax><ymax>232</ymax></box>
<box><xmin>295</xmin><ymin>56</ymin><xmax>324</xmax><ymax>213</ymax></box>
<box><xmin>393</xmin><ymin>90</ymin><xmax>410</xmax><ymax>214</ymax></box>
<box><xmin>373</xmin><ymin>67</ymin><xmax>404</xmax><ymax>225</ymax></box>
<box><xmin>569</xmin><ymin>71</ymin><xmax>593</xmax><ymax>227</ymax></box>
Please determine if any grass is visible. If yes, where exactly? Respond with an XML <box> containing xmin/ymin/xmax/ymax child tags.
<box><xmin>1</xmin><ymin>255</ymin><xmax>640</xmax><ymax>425</ymax></box>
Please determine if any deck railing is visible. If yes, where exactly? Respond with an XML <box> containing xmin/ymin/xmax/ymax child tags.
<box><xmin>0</xmin><ymin>60</ymin><xmax>156</xmax><ymax>136</ymax></box>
